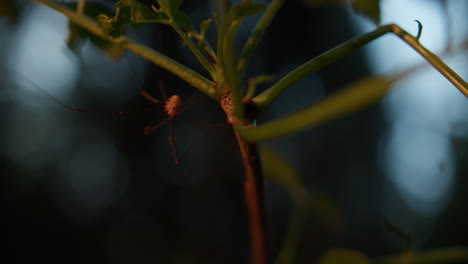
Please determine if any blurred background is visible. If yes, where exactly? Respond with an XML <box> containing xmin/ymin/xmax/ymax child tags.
<box><xmin>1</xmin><ymin>0</ymin><xmax>467</xmax><ymax>263</ymax></box>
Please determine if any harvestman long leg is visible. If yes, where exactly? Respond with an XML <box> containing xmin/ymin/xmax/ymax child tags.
<box><xmin>1</xmin><ymin>68</ymin><xmax>161</xmax><ymax>115</ymax></box>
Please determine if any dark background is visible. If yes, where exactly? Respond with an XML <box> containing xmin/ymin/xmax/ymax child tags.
<box><xmin>1</xmin><ymin>0</ymin><xmax>467</xmax><ymax>263</ymax></box>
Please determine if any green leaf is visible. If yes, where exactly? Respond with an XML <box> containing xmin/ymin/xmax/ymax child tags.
<box><xmin>153</xmin><ymin>0</ymin><xmax>193</xmax><ymax>32</ymax></box>
<box><xmin>156</xmin><ymin>0</ymin><xmax>183</xmax><ymax>18</ymax></box>
<box><xmin>352</xmin><ymin>0</ymin><xmax>381</xmax><ymax>24</ymax></box>
<box><xmin>318</xmin><ymin>249</ymin><xmax>370</xmax><ymax>264</ymax></box>
<box><xmin>60</xmin><ymin>2</ymin><xmax>126</xmax><ymax>58</ymax></box>
<box><xmin>64</xmin><ymin>2</ymin><xmax>113</xmax><ymax>49</ymax></box>
<box><xmin>63</xmin><ymin>1</ymin><xmax>114</xmax><ymax>18</ymax></box>
<box><xmin>97</xmin><ymin>0</ymin><xmax>165</xmax><ymax>37</ymax></box>
<box><xmin>237</xmin><ymin>76</ymin><xmax>394</xmax><ymax>142</ymax></box>
<box><xmin>173</xmin><ymin>11</ymin><xmax>193</xmax><ymax>32</ymax></box>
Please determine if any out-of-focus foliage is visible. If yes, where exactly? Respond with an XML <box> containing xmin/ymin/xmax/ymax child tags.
<box><xmin>352</xmin><ymin>0</ymin><xmax>381</xmax><ymax>24</ymax></box>
<box><xmin>238</xmin><ymin>76</ymin><xmax>394</xmax><ymax>142</ymax></box>
<box><xmin>261</xmin><ymin>146</ymin><xmax>343</xmax><ymax>231</ymax></box>
<box><xmin>261</xmin><ymin>145</ymin><xmax>344</xmax><ymax>263</ymax></box>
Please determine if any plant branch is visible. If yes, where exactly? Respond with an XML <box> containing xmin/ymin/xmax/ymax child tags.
<box><xmin>171</xmin><ymin>23</ymin><xmax>216</xmax><ymax>77</ymax></box>
<box><xmin>389</xmin><ymin>24</ymin><xmax>468</xmax><ymax>97</ymax></box>
<box><xmin>252</xmin><ymin>25</ymin><xmax>394</xmax><ymax>109</ymax></box>
<box><xmin>253</xmin><ymin>24</ymin><xmax>468</xmax><ymax>110</ymax></box>
<box><xmin>34</xmin><ymin>0</ymin><xmax>218</xmax><ymax>100</ymax></box>
<box><xmin>123</xmin><ymin>41</ymin><xmax>218</xmax><ymax>99</ymax></box>
<box><xmin>224</xmin><ymin>20</ymin><xmax>246</xmax><ymax>122</ymax></box>
<box><xmin>237</xmin><ymin>76</ymin><xmax>395</xmax><ymax>142</ymax></box>
<box><xmin>234</xmin><ymin>130</ymin><xmax>267</xmax><ymax>264</ymax></box>
<box><xmin>237</xmin><ymin>37</ymin><xmax>468</xmax><ymax>142</ymax></box>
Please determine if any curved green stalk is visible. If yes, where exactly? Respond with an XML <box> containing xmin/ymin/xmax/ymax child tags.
<box><xmin>237</xmin><ymin>0</ymin><xmax>286</xmax><ymax>76</ymax></box>
<box><xmin>216</xmin><ymin>12</ymin><xmax>226</xmax><ymax>75</ymax></box>
<box><xmin>253</xmin><ymin>24</ymin><xmax>468</xmax><ymax>110</ymax></box>
<box><xmin>123</xmin><ymin>41</ymin><xmax>217</xmax><ymax>100</ymax></box>
<box><xmin>252</xmin><ymin>25</ymin><xmax>394</xmax><ymax>110</ymax></box>
<box><xmin>223</xmin><ymin>20</ymin><xmax>246</xmax><ymax>122</ymax></box>
<box><xmin>170</xmin><ymin>23</ymin><xmax>216</xmax><ymax>77</ymax></box>
<box><xmin>34</xmin><ymin>0</ymin><xmax>217</xmax><ymax>100</ymax></box>
<box><xmin>390</xmin><ymin>24</ymin><xmax>468</xmax><ymax>97</ymax></box>
<box><xmin>237</xmin><ymin>76</ymin><xmax>394</xmax><ymax>142</ymax></box>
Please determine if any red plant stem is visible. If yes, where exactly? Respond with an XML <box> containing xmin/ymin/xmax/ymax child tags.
<box><xmin>235</xmin><ymin>130</ymin><xmax>267</xmax><ymax>264</ymax></box>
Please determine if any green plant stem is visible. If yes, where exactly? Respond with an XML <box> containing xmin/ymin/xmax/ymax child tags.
<box><xmin>252</xmin><ymin>25</ymin><xmax>394</xmax><ymax>109</ymax></box>
<box><xmin>216</xmin><ymin>14</ymin><xmax>227</xmax><ymax>75</ymax></box>
<box><xmin>234</xmin><ymin>130</ymin><xmax>267</xmax><ymax>264</ymax></box>
<box><xmin>389</xmin><ymin>24</ymin><xmax>468</xmax><ymax>97</ymax></box>
<box><xmin>237</xmin><ymin>0</ymin><xmax>286</xmax><ymax>76</ymax></box>
<box><xmin>253</xmin><ymin>24</ymin><xmax>468</xmax><ymax>110</ymax></box>
<box><xmin>34</xmin><ymin>0</ymin><xmax>218</xmax><ymax>100</ymax></box>
<box><xmin>122</xmin><ymin>41</ymin><xmax>218</xmax><ymax>99</ymax></box>
<box><xmin>170</xmin><ymin>23</ymin><xmax>216</xmax><ymax>77</ymax></box>
<box><xmin>237</xmin><ymin>76</ymin><xmax>394</xmax><ymax>142</ymax></box>
<box><xmin>224</xmin><ymin>20</ymin><xmax>246</xmax><ymax>122</ymax></box>
<box><xmin>237</xmin><ymin>37</ymin><xmax>468</xmax><ymax>142</ymax></box>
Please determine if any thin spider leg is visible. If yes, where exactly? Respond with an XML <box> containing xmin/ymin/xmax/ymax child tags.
<box><xmin>168</xmin><ymin>118</ymin><xmax>181</xmax><ymax>164</ymax></box>
<box><xmin>1</xmin><ymin>68</ymin><xmax>161</xmax><ymax>115</ymax></box>
<box><xmin>177</xmin><ymin>93</ymin><xmax>207</xmax><ymax>116</ymax></box>
<box><xmin>124</xmin><ymin>55</ymin><xmax>145</xmax><ymax>94</ymax></box>
<box><xmin>141</xmin><ymin>90</ymin><xmax>164</xmax><ymax>104</ymax></box>
<box><xmin>125</xmin><ymin>56</ymin><xmax>167</xmax><ymax>107</ymax></box>
<box><xmin>181</xmin><ymin>92</ymin><xmax>206</xmax><ymax>107</ymax></box>
<box><xmin>158</xmin><ymin>80</ymin><xmax>168</xmax><ymax>102</ymax></box>
<box><xmin>144</xmin><ymin>115</ymin><xmax>173</xmax><ymax>135</ymax></box>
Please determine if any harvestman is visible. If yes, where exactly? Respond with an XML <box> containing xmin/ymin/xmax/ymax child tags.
<box><xmin>139</xmin><ymin>80</ymin><xmax>201</xmax><ymax>165</ymax></box>
<box><xmin>3</xmin><ymin>68</ymin><xmax>201</xmax><ymax>165</ymax></box>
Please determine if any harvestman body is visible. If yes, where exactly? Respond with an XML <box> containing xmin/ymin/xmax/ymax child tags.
<box><xmin>140</xmin><ymin>80</ymin><xmax>189</xmax><ymax>165</ymax></box>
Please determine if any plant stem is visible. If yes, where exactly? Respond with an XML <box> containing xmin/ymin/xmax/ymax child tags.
<box><xmin>170</xmin><ymin>23</ymin><xmax>215</xmax><ymax>77</ymax></box>
<box><xmin>252</xmin><ymin>25</ymin><xmax>394</xmax><ymax>109</ymax></box>
<box><xmin>234</xmin><ymin>130</ymin><xmax>267</xmax><ymax>264</ymax></box>
<box><xmin>237</xmin><ymin>76</ymin><xmax>394</xmax><ymax>142</ymax></box>
<box><xmin>224</xmin><ymin>20</ymin><xmax>246</xmax><ymax>122</ymax></box>
<box><xmin>34</xmin><ymin>0</ymin><xmax>218</xmax><ymax>100</ymax></box>
<box><xmin>253</xmin><ymin>23</ymin><xmax>468</xmax><ymax>110</ymax></box>
<box><xmin>390</xmin><ymin>24</ymin><xmax>468</xmax><ymax>97</ymax></box>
